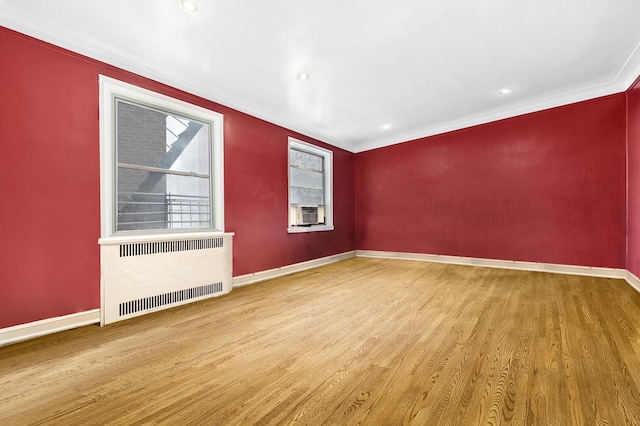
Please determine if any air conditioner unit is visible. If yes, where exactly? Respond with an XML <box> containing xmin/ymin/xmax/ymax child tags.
<box><xmin>291</xmin><ymin>206</ymin><xmax>324</xmax><ymax>226</ymax></box>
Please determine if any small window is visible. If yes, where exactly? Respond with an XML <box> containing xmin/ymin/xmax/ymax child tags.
<box><xmin>288</xmin><ymin>138</ymin><xmax>333</xmax><ymax>233</ymax></box>
<box><xmin>99</xmin><ymin>76</ymin><xmax>224</xmax><ymax>237</ymax></box>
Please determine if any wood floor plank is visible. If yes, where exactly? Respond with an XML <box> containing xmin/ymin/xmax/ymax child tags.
<box><xmin>2</xmin><ymin>258</ymin><xmax>640</xmax><ymax>425</ymax></box>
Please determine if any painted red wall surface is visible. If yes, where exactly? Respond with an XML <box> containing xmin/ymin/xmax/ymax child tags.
<box><xmin>0</xmin><ymin>27</ymin><xmax>355</xmax><ymax>329</ymax></box>
<box><xmin>355</xmin><ymin>95</ymin><xmax>627</xmax><ymax>268</ymax></box>
<box><xmin>627</xmin><ymin>77</ymin><xmax>640</xmax><ymax>277</ymax></box>
<box><xmin>0</xmin><ymin>29</ymin><xmax>102</xmax><ymax>329</ymax></box>
<box><xmin>224</xmin><ymin>113</ymin><xmax>356</xmax><ymax>275</ymax></box>
<box><xmin>0</xmin><ymin>24</ymin><xmax>634</xmax><ymax>332</ymax></box>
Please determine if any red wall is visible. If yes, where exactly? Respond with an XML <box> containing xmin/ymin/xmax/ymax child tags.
<box><xmin>224</xmin><ymin>110</ymin><xmax>356</xmax><ymax>274</ymax></box>
<box><xmin>355</xmin><ymin>95</ymin><xmax>627</xmax><ymax>268</ymax></box>
<box><xmin>627</xmin><ymin>77</ymin><xmax>640</xmax><ymax>277</ymax></box>
<box><xmin>0</xmin><ymin>23</ymin><xmax>635</xmax><ymax>331</ymax></box>
<box><xmin>0</xmin><ymin>27</ymin><xmax>355</xmax><ymax>329</ymax></box>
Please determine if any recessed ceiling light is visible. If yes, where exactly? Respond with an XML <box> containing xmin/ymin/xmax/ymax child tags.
<box><xmin>297</xmin><ymin>72</ymin><xmax>310</xmax><ymax>81</ymax></box>
<box><xmin>498</xmin><ymin>88</ymin><xmax>513</xmax><ymax>95</ymax></box>
<box><xmin>381</xmin><ymin>124</ymin><xmax>392</xmax><ymax>130</ymax></box>
<box><xmin>180</xmin><ymin>0</ymin><xmax>198</xmax><ymax>13</ymax></box>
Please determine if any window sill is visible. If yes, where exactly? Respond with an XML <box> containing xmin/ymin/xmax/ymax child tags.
<box><xmin>287</xmin><ymin>225</ymin><xmax>334</xmax><ymax>234</ymax></box>
<box><xmin>99</xmin><ymin>231</ymin><xmax>234</xmax><ymax>245</ymax></box>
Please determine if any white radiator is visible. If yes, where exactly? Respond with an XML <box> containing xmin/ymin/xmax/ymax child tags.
<box><xmin>99</xmin><ymin>232</ymin><xmax>233</xmax><ymax>325</ymax></box>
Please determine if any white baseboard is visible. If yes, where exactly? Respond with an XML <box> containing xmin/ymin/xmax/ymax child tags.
<box><xmin>624</xmin><ymin>270</ymin><xmax>640</xmax><ymax>294</ymax></box>
<box><xmin>356</xmin><ymin>250</ymin><xmax>628</xmax><ymax>279</ymax></box>
<box><xmin>232</xmin><ymin>250</ymin><xmax>357</xmax><ymax>287</ymax></box>
<box><xmin>0</xmin><ymin>309</ymin><xmax>100</xmax><ymax>347</ymax></box>
<box><xmin>3</xmin><ymin>250</ymin><xmax>638</xmax><ymax>347</ymax></box>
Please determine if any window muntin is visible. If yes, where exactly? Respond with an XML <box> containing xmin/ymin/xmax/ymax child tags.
<box><xmin>288</xmin><ymin>138</ymin><xmax>333</xmax><ymax>233</ymax></box>
<box><xmin>100</xmin><ymin>76</ymin><xmax>224</xmax><ymax>238</ymax></box>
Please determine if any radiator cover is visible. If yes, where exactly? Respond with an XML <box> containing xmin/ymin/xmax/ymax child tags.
<box><xmin>99</xmin><ymin>232</ymin><xmax>233</xmax><ymax>325</ymax></box>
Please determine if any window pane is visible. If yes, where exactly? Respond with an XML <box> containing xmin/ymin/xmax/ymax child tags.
<box><xmin>116</xmin><ymin>99</ymin><xmax>211</xmax><ymax>175</ymax></box>
<box><xmin>290</xmin><ymin>148</ymin><xmax>323</xmax><ymax>171</ymax></box>
<box><xmin>290</xmin><ymin>186</ymin><xmax>324</xmax><ymax>206</ymax></box>
<box><xmin>117</xmin><ymin>101</ymin><xmax>167</xmax><ymax>168</ymax></box>
<box><xmin>117</xmin><ymin>170</ymin><xmax>211</xmax><ymax>231</ymax></box>
<box><xmin>290</xmin><ymin>167</ymin><xmax>323</xmax><ymax>189</ymax></box>
<box><xmin>115</xmin><ymin>99</ymin><xmax>213</xmax><ymax>232</ymax></box>
<box><xmin>289</xmin><ymin>147</ymin><xmax>325</xmax><ymax>206</ymax></box>
<box><xmin>117</xmin><ymin>170</ymin><xmax>169</xmax><ymax>232</ymax></box>
<box><xmin>166</xmin><ymin>175</ymin><xmax>211</xmax><ymax>230</ymax></box>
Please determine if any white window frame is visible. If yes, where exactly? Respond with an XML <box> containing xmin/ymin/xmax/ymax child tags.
<box><xmin>99</xmin><ymin>75</ymin><xmax>224</xmax><ymax>238</ymax></box>
<box><xmin>287</xmin><ymin>137</ymin><xmax>334</xmax><ymax>233</ymax></box>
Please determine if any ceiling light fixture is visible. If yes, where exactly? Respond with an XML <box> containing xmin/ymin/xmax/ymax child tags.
<box><xmin>498</xmin><ymin>88</ymin><xmax>513</xmax><ymax>95</ymax></box>
<box><xmin>381</xmin><ymin>124</ymin><xmax>392</xmax><ymax>130</ymax></box>
<box><xmin>297</xmin><ymin>72</ymin><xmax>310</xmax><ymax>81</ymax></box>
<box><xmin>180</xmin><ymin>0</ymin><xmax>198</xmax><ymax>14</ymax></box>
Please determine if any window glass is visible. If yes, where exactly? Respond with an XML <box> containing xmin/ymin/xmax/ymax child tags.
<box><xmin>290</xmin><ymin>148</ymin><xmax>325</xmax><ymax>206</ymax></box>
<box><xmin>115</xmin><ymin>100</ymin><xmax>212</xmax><ymax>232</ymax></box>
<box><xmin>288</xmin><ymin>138</ymin><xmax>333</xmax><ymax>232</ymax></box>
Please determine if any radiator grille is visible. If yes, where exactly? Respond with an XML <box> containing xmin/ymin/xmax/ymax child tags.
<box><xmin>118</xmin><ymin>282</ymin><xmax>224</xmax><ymax>316</ymax></box>
<box><xmin>119</xmin><ymin>237</ymin><xmax>224</xmax><ymax>257</ymax></box>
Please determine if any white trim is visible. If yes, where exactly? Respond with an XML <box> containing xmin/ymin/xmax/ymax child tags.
<box><xmin>356</xmin><ymin>250</ymin><xmax>628</xmax><ymax>279</ymax></box>
<box><xmin>2</xmin><ymin>4</ymin><xmax>640</xmax><ymax>154</ymax></box>
<box><xmin>99</xmin><ymin>75</ymin><xmax>225</xmax><ymax>238</ymax></box>
<box><xmin>353</xmin><ymin>83</ymin><xmax>628</xmax><ymax>153</ymax></box>
<box><xmin>624</xmin><ymin>270</ymin><xmax>640</xmax><ymax>294</ymax></box>
<box><xmin>232</xmin><ymin>251</ymin><xmax>356</xmax><ymax>287</ymax></box>
<box><xmin>0</xmin><ymin>5</ymin><xmax>346</xmax><ymax>151</ymax></box>
<box><xmin>2</xmin><ymin>253</ymin><xmax>639</xmax><ymax>346</ymax></box>
<box><xmin>616</xmin><ymin>39</ymin><xmax>640</xmax><ymax>89</ymax></box>
<box><xmin>0</xmin><ymin>309</ymin><xmax>100</xmax><ymax>347</ymax></box>
<box><xmin>288</xmin><ymin>225</ymin><xmax>335</xmax><ymax>233</ymax></box>
<box><xmin>98</xmin><ymin>231</ymin><xmax>234</xmax><ymax>246</ymax></box>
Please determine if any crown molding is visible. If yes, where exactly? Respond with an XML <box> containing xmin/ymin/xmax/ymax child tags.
<box><xmin>1</xmin><ymin>2</ymin><xmax>638</xmax><ymax>155</ymax></box>
<box><xmin>0</xmin><ymin>5</ymin><xmax>353</xmax><ymax>151</ymax></box>
<box><xmin>353</xmin><ymin>81</ymin><xmax>629</xmax><ymax>153</ymax></box>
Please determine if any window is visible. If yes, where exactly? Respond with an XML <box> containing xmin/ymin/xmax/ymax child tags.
<box><xmin>288</xmin><ymin>138</ymin><xmax>333</xmax><ymax>233</ymax></box>
<box><xmin>99</xmin><ymin>76</ymin><xmax>224</xmax><ymax>237</ymax></box>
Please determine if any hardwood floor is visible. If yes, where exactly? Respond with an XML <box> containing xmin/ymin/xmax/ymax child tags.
<box><xmin>2</xmin><ymin>257</ymin><xmax>640</xmax><ymax>425</ymax></box>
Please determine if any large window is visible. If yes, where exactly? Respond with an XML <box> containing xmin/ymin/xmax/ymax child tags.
<box><xmin>100</xmin><ymin>76</ymin><xmax>224</xmax><ymax>237</ymax></box>
<box><xmin>288</xmin><ymin>138</ymin><xmax>333</xmax><ymax>233</ymax></box>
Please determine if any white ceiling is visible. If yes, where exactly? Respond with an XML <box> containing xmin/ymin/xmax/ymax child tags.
<box><xmin>2</xmin><ymin>0</ymin><xmax>640</xmax><ymax>152</ymax></box>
